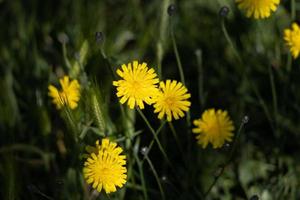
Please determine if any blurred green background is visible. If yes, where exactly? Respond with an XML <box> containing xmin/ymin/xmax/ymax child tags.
<box><xmin>0</xmin><ymin>0</ymin><xmax>300</xmax><ymax>199</ymax></box>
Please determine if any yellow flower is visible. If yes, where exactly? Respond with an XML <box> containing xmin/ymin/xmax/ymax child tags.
<box><xmin>113</xmin><ymin>61</ymin><xmax>159</xmax><ymax>109</ymax></box>
<box><xmin>236</xmin><ymin>0</ymin><xmax>280</xmax><ymax>19</ymax></box>
<box><xmin>284</xmin><ymin>23</ymin><xmax>300</xmax><ymax>59</ymax></box>
<box><xmin>83</xmin><ymin>138</ymin><xmax>127</xmax><ymax>194</ymax></box>
<box><xmin>153</xmin><ymin>80</ymin><xmax>191</xmax><ymax>122</ymax></box>
<box><xmin>192</xmin><ymin>109</ymin><xmax>235</xmax><ymax>149</ymax></box>
<box><xmin>48</xmin><ymin>76</ymin><xmax>80</xmax><ymax>109</ymax></box>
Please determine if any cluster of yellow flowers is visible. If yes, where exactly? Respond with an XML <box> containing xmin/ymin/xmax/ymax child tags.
<box><xmin>113</xmin><ymin>60</ymin><xmax>235</xmax><ymax>148</ymax></box>
<box><xmin>48</xmin><ymin>61</ymin><xmax>236</xmax><ymax>194</ymax></box>
<box><xmin>236</xmin><ymin>0</ymin><xmax>300</xmax><ymax>59</ymax></box>
<box><xmin>113</xmin><ymin>60</ymin><xmax>191</xmax><ymax>122</ymax></box>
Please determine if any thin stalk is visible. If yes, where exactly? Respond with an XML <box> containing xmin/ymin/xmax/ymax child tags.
<box><xmin>291</xmin><ymin>0</ymin><xmax>296</xmax><ymax>21</ymax></box>
<box><xmin>168</xmin><ymin>122</ymin><xmax>184</xmax><ymax>157</ymax></box>
<box><xmin>221</xmin><ymin>18</ymin><xmax>243</xmax><ymax>67</ymax></box>
<box><xmin>156</xmin><ymin>0</ymin><xmax>170</xmax><ymax>79</ymax></box>
<box><xmin>203</xmin><ymin>117</ymin><xmax>247</xmax><ymax>198</ymax></box>
<box><xmin>133</xmin><ymin>143</ymin><xmax>148</xmax><ymax>200</ymax></box>
<box><xmin>144</xmin><ymin>155</ymin><xmax>166</xmax><ymax>200</ymax></box>
<box><xmin>170</xmin><ymin>19</ymin><xmax>185</xmax><ymax>86</ymax></box>
<box><xmin>62</xmin><ymin>43</ymin><xmax>71</xmax><ymax>69</ymax></box>
<box><xmin>169</xmin><ymin>18</ymin><xmax>192</xmax><ymax>166</ymax></box>
<box><xmin>142</xmin><ymin>120</ymin><xmax>167</xmax><ymax>162</ymax></box>
<box><xmin>268</xmin><ymin>65</ymin><xmax>278</xmax><ymax>125</ymax></box>
<box><xmin>195</xmin><ymin>49</ymin><xmax>204</xmax><ymax>108</ymax></box>
<box><xmin>137</xmin><ymin>109</ymin><xmax>171</xmax><ymax>166</ymax></box>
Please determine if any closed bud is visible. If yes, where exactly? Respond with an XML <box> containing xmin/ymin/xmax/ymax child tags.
<box><xmin>219</xmin><ymin>6</ymin><xmax>230</xmax><ymax>17</ymax></box>
<box><xmin>95</xmin><ymin>32</ymin><xmax>104</xmax><ymax>44</ymax></box>
<box><xmin>243</xmin><ymin>115</ymin><xmax>249</xmax><ymax>124</ymax></box>
<box><xmin>140</xmin><ymin>147</ymin><xmax>149</xmax><ymax>156</ymax></box>
<box><xmin>58</xmin><ymin>33</ymin><xmax>69</xmax><ymax>44</ymax></box>
<box><xmin>167</xmin><ymin>4</ymin><xmax>176</xmax><ymax>16</ymax></box>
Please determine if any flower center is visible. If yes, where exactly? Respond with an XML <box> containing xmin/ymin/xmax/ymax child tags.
<box><xmin>164</xmin><ymin>96</ymin><xmax>175</xmax><ymax>107</ymax></box>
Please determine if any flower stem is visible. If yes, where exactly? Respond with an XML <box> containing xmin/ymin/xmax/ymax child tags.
<box><xmin>170</xmin><ymin>19</ymin><xmax>185</xmax><ymax>86</ymax></box>
<box><xmin>221</xmin><ymin>18</ymin><xmax>243</xmax><ymax>68</ymax></box>
<box><xmin>268</xmin><ymin>64</ymin><xmax>279</xmax><ymax>137</ymax></box>
<box><xmin>142</xmin><ymin>120</ymin><xmax>167</xmax><ymax>163</ymax></box>
<box><xmin>133</xmin><ymin>138</ymin><xmax>148</xmax><ymax>200</ymax></box>
<box><xmin>137</xmin><ymin>109</ymin><xmax>171</xmax><ymax>166</ymax></box>
<box><xmin>195</xmin><ymin>49</ymin><xmax>205</xmax><ymax>108</ymax></box>
<box><xmin>203</xmin><ymin>116</ymin><xmax>247</xmax><ymax>198</ymax></box>
<box><xmin>168</xmin><ymin>122</ymin><xmax>184</xmax><ymax>157</ymax></box>
<box><xmin>291</xmin><ymin>0</ymin><xmax>296</xmax><ymax>21</ymax></box>
<box><xmin>144</xmin><ymin>155</ymin><xmax>166</xmax><ymax>200</ymax></box>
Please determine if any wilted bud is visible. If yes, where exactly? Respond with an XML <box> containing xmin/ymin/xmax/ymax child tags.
<box><xmin>140</xmin><ymin>147</ymin><xmax>149</xmax><ymax>156</ymax></box>
<box><xmin>242</xmin><ymin>115</ymin><xmax>249</xmax><ymax>124</ymax></box>
<box><xmin>95</xmin><ymin>32</ymin><xmax>104</xmax><ymax>44</ymax></box>
<box><xmin>219</xmin><ymin>6</ymin><xmax>230</xmax><ymax>17</ymax></box>
<box><xmin>249</xmin><ymin>195</ymin><xmax>259</xmax><ymax>200</ymax></box>
<box><xmin>57</xmin><ymin>33</ymin><xmax>69</xmax><ymax>44</ymax></box>
<box><xmin>167</xmin><ymin>4</ymin><xmax>176</xmax><ymax>16</ymax></box>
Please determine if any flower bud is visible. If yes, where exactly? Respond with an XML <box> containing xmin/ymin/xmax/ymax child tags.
<box><xmin>95</xmin><ymin>32</ymin><xmax>104</xmax><ymax>44</ymax></box>
<box><xmin>167</xmin><ymin>4</ymin><xmax>176</xmax><ymax>16</ymax></box>
<box><xmin>219</xmin><ymin>6</ymin><xmax>230</xmax><ymax>17</ymax></box>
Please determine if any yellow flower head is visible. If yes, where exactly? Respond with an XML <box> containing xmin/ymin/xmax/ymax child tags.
<box><xmin>153</xmin><ymin>80</ymin><xmax>191</xmax><ymax>122</ymax></box>
<box><xmin>113</xmin><ymin>61</ymin><xmax>159</xmax><ymax>109</ymax></box>
<box><xmin>192</xmin><ymin>109</ymin><xmax>235</xmax><ymax>149</ymax></box>
<box><xmin>284</xmin><ymin>23</ymin><xmax>300</xmax><ymax>59</ymax></box>
<box><xmin>236</xmin><ymin>0</ymin><xmax>280</xmax><ymax>19</ymax></box>
<box><xmin>83</xmin><ymin>138</ymin><xmax>127</xmax><ymax>194</ymax></box>
<box><xmin>48</xmin><ymin>76</ymin><xmax>80</xmax><ymax>109</ymax></box>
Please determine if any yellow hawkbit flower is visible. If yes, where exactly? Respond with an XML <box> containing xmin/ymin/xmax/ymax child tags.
<box><xmin>192</xmin><ymin>109</ymin><xmax>235</xmax><ymax>149</ymax></box>
<box><xmin>113</xmin><ymin>61</ymin><xmax>159</xmax><ymax>109</ymax></box>
<box><xmin>48</xmin><ymin>76</ymin><xmax>80</xmax><ymax>109</ymax></box>
<box><xmin>153</xmin><ymin>80</ymin><xmax>191</xmax><ymax>122</ymax></box>
<box><xmin>236</xmin><ymin>0</ymin><xmax>280</xmax><ymax>19</ymax></box>
<box><xmin>83</xmin><ymin>138</ymin><xmax>127</xmax><ymax>194</ymax></box>
<box><xmin>284</xmin><ymin>23</ymin><xmax>300</xmax><ymax>59</ymax></box>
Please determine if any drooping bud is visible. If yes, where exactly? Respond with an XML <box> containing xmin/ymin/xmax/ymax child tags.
<box><xmin>167</xmin><ymin>4</ymin><xmax>176</xmax><ymax>16</ymax></box>
<box><xmin>219</xmin><ymin>6</ymin><xmax>230</xmax><ymax>17</ymax></box>
<box><xmin>95</xmin><ymin>32</ymin><xmax>104</xmax><ymax>44</ymax></box>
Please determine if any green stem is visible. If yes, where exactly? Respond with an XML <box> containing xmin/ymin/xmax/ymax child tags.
<box><xmin>168</xmin><ymin>122</ymin><xmax>184</xmax><ymax>157</ymax></box>
<box><xmin>142</xmin><ymin>120</ymin><xmax>167</xmax><ymax>162</ymax></box>
<box><xmin>203</xmin><ymin>117</ymin><xmax>247</xmax><ymax>198</ymax></box>
<box><xmin>62</xmin><ymin>43</ymin><xmax>71</xmax><ymax>69</ymax></box>
<box><xmin>145</xmin><ymin>155</ymin><xmax>166</xmax><ymax>200</ymax></box>
<box><xmin>156</xmin><ymin>0</ymin><xmax>170</xmax><ymax>79</ymax></box>
<box><xmin>268</xmin><ymin>65</ymin><xmax>278</xmax><ymax>130</ymax></box>
<box><xmin>291</xmin><ymin>0</ymin><xmax>296</xmax><ymax>21</ymax></box>
<box><xmin>133</xmin><ymin>139</ymin><xmax>148</xmax><ymax>200</ymax></box>
<box><xmin>137</xmin><ymin>109</ymin><xmax>171</xmax><ymax>166</ymax></box>
<box><xmin>195</xmin><ymin>49</ymin><xmax>204</xmax><ymax>108</ymax></box>
<box><xmin>221</xmin><ymin>18</ymin><xmax>243</xmax><ymax>66</ymax></box>
<box><xmin>170</xmin><ymin>20</ymin><xmax>185</xmax><ymax>86</ymax></box>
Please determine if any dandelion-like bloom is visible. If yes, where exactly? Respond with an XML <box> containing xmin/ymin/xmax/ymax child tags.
<box><xmin>284</xmin><ymin>23</ymin><xmax>300</xmax><ymax>59</ymax></box>
<box><xmin>113</xmin><ymin>61</ymin><xmax>159</xmax><ymax>109</ymax></box>
<box><xmin>83</xmin><ymin>138</ymin><xmax>127</xmax><ymax>194</ymax></box>
<box><xmin>236</xmin><ymin>0</ymin><xmax>280</xmax><ymax>19</ymax></box>
<box><xmin>48</xmin><ymin>76</ymin><xmax>80</xmax><ymax>109</ymax></box>
<box><xmin>192</xmin><ymin>109</ymin><xmax>235</xmax><ymax>149</ymax></box>
<box><xmin>153</xmin><ymin>80</ymin><xmax>191</xmax><ymax>122</ymax></box>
